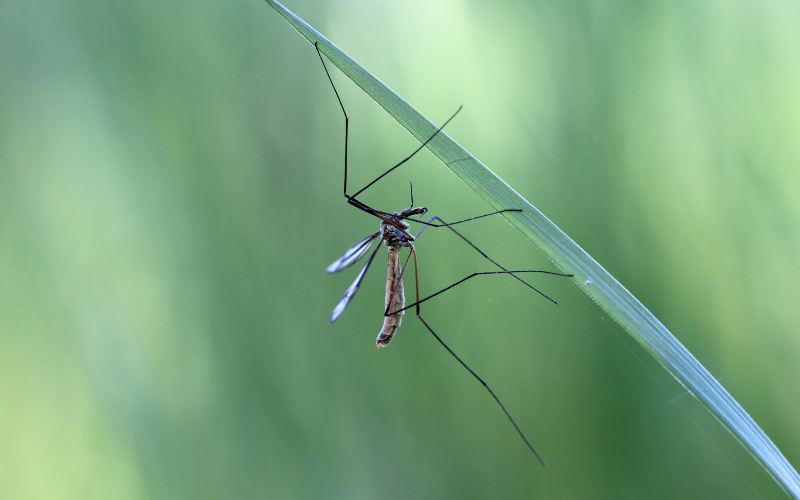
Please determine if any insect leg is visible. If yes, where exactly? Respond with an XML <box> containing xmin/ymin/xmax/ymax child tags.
<box><xmin>413</xmin><ymin>215</ymin><xmax>572</xmax><ymax>305</ymax></box>
<box><xmin>350</xmin><ymin>107</ymin><xmax>463</xmax><ymax>199</ymax></box>
<box><xmin>395</xmin><ymin>269</ymin><xmax>569</xmax><ymax>315</ymax></box>
<box><xmin>403</xmin><ymin>244</ymin><xmax>547</xmax><ymax>466</ymax></box>
<box><xmin>411</xmin><ymin>209</ymin><xmax>522</xmax><ymax>228</ymax></box>
<box><xmin>314</xmin><ymin>42</ymin><xmax>349</xmax><ymax>197</ymax></box>
<box><xmin>315</xmin><ymin>42</ymin><xmax>461</xmax><ymax>206</ymax></box>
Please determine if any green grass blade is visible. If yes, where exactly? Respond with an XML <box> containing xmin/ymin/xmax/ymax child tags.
<box><xmin>265</xmin><ymin>0</ymin><xmax>800</xmax><ymax>496</ymax></box>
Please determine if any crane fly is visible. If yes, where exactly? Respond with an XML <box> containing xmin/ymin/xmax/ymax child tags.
<box><xmin>328</xmin><ymin>206</ymin><xmax>425</xmax><ymax>347</ymax></box>
<box><xmin>316</xmin><ymin>42</ymin><xmax>572</xmax><ymax>467</ymax></box>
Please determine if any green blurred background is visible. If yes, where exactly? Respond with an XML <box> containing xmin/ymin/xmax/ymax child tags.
<box><xmin>2</xmin><ymin>0</ymin><xmax>799</xmax><ymax>498</ymax></box>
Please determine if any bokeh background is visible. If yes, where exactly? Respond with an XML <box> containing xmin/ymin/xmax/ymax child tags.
<box><xmin>2</xmin><ymin>0</ymin><xmax>799</xmax><ymax>498</ymax></box>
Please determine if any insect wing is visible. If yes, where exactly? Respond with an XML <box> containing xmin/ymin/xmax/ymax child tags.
<box><xmin>326</xmin><ymin>231</ymin><xmax>380</xmax><ymax>274</ymax></box>
<box><xmin>330</xmin><ymin>242</ymin><xmax>382</xmax><ymax>323</ymax></box>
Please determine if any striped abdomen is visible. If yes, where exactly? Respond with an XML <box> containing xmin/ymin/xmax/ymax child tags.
<box><xmin>376</xmin><ymin>246</ymin><xmax>404</xmax><ymax>348</ymax></box>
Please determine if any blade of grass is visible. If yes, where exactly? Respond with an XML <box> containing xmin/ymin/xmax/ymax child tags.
<box><xmin>265</xmin><ymin>0</ymin><xmax>800</xmax><ymax>496</ymax></box>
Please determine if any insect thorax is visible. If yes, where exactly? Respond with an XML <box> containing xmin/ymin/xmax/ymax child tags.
<box><xmin>380</xmin><ymin>214</ymin><xmax>413</xmax><ymax>248</ymax></box>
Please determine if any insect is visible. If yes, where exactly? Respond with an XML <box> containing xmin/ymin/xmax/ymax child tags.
<box><xmin>316</xmin><ymin>42</ymin><xmax>572</xmax><ymax>466</ymax></box>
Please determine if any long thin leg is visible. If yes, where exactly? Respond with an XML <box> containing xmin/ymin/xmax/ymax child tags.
<box><xmin>394</xmin><ymin>270</ymin><xmax>570</xmax><ymax>315</ymax></box>
<box><xmin>409</xmin><ymin>209</ymin><xmax>522</xmax><ymax>228</ymax></box>
<box><xmin>314</xmin><ymin>43</ymin><xmax>349</xmax><ymax>197</ymax></box>
<box><xmin>417</xmin><ymin>215</ymin><xmax>572</xmax><ymax>304</ymax></box>
<box><xmin>403</xmin><ymin>245</ymin><xmax>548</xmax><ymax>466</ymax></box>
<box><xmin>350</xmin><ymin>106</ymin><xmax>462</xmax><ymax>199</ymax></box>
<box><xmin>314</xmin><ymin>42</ymin><xmax>462</xmax><ymax>201</ymax></box>
<box><xmin>416</xmin><ymin>315</ymin><xmax>547</xmax><ymax>467</ymax></box>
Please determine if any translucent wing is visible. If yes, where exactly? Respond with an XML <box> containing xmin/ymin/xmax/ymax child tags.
<box><xmin>326</xmin><ymin>231</ymin><xmax>380</xmax><ymax>274</ymax></box>
<box><xmin>330</xmin><ymin>242</ymin><xmax>382</xmax><ymax>323</ymax></box>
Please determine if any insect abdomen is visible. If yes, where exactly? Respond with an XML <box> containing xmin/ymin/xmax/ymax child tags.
<box><xmin>376</xmin><ymin>246</ymin><xmax>404</xmax><ymax>348</ymax></box>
